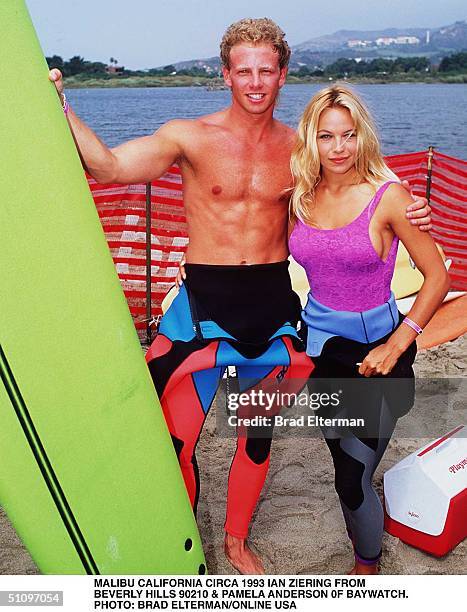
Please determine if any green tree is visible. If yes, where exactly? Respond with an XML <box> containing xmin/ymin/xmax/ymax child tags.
<box><xmin>45</xmin><ymin>55</ymin><xmax>64</xmax><ymax>71</ymax></box>
<box><xmin>325</xmin><ymin>58</ymin><xmax>358</xmax><ymax>76</ymax></box>
<box><xmin>84</xmin><ymin>61</ymin><xmax>108</xmax><ymax>75</ymax></box>
<box><xmin>439</xmin><ymin>52</ymin><xmax>467</xmax><ymax>72</ymax></box>
<box><xmin>369</xmin><ymin>58</ymin><xmax>393</xmax><ymax>74</ymax></box>
<box><xmin>64</xmin><ymin>55</ymin><xmax>87</xmax><ymax>76</ymax></box>
<box><xmin>296</xmin><ymin>65</ymin><xmax>311</xmax><ymax>76</ymax></box>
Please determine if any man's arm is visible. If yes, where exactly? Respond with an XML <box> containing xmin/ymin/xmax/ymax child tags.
<box><xmin>49</xmin><ymin>69</ymin><xmax>183</xmax><ymax>184</ymax></box>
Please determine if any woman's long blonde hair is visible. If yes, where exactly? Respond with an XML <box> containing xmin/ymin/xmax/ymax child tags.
<box><xmin>290</xmin><ymin>84</ymin><xmax>399</xmax><ymax>224</ymax></box>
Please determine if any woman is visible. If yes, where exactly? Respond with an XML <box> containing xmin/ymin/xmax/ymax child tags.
<box><xmin>288</xmin><ymin>85</ymin><xmax>449</xmax><ymax>574</ymax></box>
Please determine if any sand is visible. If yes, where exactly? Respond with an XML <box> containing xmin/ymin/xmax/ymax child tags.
<box><xmin>1</xmin><ymin>335</ymin><xmax>465</xmax><ymax>575</ymax></box>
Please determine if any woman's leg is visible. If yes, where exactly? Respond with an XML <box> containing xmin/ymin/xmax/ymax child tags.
<box><xmin>324</xmin><ymin>397</ymin><xmax>397</xmax><ymax>573</ymax></box>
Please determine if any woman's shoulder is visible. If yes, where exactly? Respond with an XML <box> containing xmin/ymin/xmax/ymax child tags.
<box><xmin>379</xmin><ymin>181</ymin><xmax>411</xmax><ymax>203</ymax></box>
<box><xmin>377</xmin><ymin>181</ymin><xmax>413</xmax><ymax>221</ymax></box>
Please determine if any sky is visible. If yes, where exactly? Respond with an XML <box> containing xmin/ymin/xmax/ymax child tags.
<box><xmin>26</xmin><ymin>0</ymin><xmax>466</xmax><ymax>70</ymax></box>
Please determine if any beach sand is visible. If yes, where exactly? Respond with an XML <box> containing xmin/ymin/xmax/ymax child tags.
<box><xmin>1</xmin><ymin>335</ymin><xmax>465</xmax><ymax>575</ymax></box>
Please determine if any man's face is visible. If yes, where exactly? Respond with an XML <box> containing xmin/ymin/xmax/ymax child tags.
<box><xmin>222</xmin><ymin>43</ymin><xmax>287</xmax><ymax>115</ymax></box>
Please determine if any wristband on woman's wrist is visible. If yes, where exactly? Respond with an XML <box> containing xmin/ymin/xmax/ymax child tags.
<box><xmin>60</xmin><ymin>93</ymin><xmax>69</xmax><ymax>115</ymax></box>
<box><xmin>402</xmin><ymin>316</ymin><xmax>423</xmax><ymax>335</ymax></box>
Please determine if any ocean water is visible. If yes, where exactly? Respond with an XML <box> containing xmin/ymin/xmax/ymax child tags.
<box><xmin>68</xmin><ymin>83</ymin><xmax>466</xmax><ymax>159</ymax></box>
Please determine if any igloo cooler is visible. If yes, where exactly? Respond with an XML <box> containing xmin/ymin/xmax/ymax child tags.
<box><xmin>384</xmin><ymin>425</ymin><xmax>467</xmax><ymax>556</ymax></box>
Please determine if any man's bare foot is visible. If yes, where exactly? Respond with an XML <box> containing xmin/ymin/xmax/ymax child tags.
<box><xmin>348</xmin><ymin>560</ymin><xmax>378</xmax><ymax>575</ymax></box>
<box><xmin>224</xmin><ymin>533</ymin><xmax>265</xmax><ymax>574</ymax></box>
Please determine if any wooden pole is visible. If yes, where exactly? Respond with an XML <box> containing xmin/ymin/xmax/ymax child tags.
<box><xmin>426</xmin><ymin>146</ymin><xmax>434</xmax><ymax>204</ymax></box>
<box><xmin>145</xmin><ymin>182</ymin><xmax>152</xmax><ymax>344</ymax></box>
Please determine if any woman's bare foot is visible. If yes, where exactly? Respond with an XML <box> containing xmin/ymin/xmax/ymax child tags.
<box><xmin>224</xmin><ymin>533</ymin><xmax>265</xmax><ymax>574</ymax></box>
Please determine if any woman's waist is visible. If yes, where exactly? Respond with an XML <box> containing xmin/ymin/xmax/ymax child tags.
<box><xmin>302</xmin><ymin>292</ymin><xmax>399</xmax><ymax>347</ymax></box>
<box><xmin>309</xmin><ymin>281</ymin><xmax>394</xmax><ymax>313</ymax></box>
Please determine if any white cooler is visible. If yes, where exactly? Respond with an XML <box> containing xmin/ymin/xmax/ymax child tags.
<box><xmin>384</xmin><ymin>425</ymin><xmax>467</xmax><ymax>556</ymax></box>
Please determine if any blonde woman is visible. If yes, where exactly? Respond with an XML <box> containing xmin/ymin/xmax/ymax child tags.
<box><xmin>288</xmin><ymin>85</ymin><xmax>449</xmax><ymax>574</ymax></box>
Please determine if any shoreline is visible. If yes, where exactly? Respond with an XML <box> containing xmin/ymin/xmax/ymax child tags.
<box><xmin>63</xmin><ymin>75</ymin><xmax>467</xmax><ymax>89</ymax></box>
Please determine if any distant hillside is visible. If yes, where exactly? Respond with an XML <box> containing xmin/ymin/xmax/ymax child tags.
<box><xmin>160</xmin><ymin>57</ymin><xmax>220</xmax><ymax>73</ymax></box>
<box><xmin>153</xmin><ymin>20</ymin><xmax>467</xmax><ymax>72</ymax></box>
<box><xmin>293</xmin><ymin>27</ymin><xmax>428</xmax><ymax>52</ymax></box>
<box><xmin>292</xmin><ymin>20</ymin><xmax>467</xmax><ymax>68</ymax></box>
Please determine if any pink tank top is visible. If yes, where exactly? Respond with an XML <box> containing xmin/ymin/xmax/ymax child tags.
<box><xmin>289</xmin><ymin>181</ymin><xmax>399</xmax><ymax>312</ymax></box>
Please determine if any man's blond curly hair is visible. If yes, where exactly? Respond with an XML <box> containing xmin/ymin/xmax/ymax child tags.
<box><xmin>220</xmin><ymin>18</ymin><xmax>291</xmax><ymax>69</ymax></box>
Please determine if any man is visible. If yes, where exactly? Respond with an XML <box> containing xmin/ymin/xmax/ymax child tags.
<box><xmin>50</xmin><ymin>18</ymin><xmax>432</xmax><ymax>574</ymax></box>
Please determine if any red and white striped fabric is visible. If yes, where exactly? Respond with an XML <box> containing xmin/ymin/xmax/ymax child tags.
<box><xmin>88</xmin><ymin>151</ymin><xmax>467</xmax><ymax>334</ymax></box>
<box><xmin>88</xmin><ymin>166</ymin><xmax>186</xmax><ymax>334</ymax></box>
<box><xmin>386</xmin><ymin>150</ymin><xmax>467</xmax><ymax>291</ymax></box>
<box><xmin>427</xmin><ymin>152</ymin><xmax>467</xmax><ymax>291</ymax></box>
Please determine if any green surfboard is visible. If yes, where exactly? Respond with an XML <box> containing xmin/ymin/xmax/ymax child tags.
<box><xmin>0</xmin><ymin>0</ymin><xmax>205</xmax><ymax>575</ymax></box>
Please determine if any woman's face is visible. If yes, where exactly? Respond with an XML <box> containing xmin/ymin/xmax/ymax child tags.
<box><xmin>316</xmin><ymin>106</ymin><xmax>358</xmax><ymax>176</ymax></box>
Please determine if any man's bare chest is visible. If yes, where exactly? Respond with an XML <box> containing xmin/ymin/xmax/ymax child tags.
<box><xmin>182</xmin><ymin>134</ymin><xmax>293</xmax><ymax>203</ymax></box>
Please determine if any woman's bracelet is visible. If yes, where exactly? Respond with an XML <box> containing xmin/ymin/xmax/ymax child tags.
<box><xmin>402</xmin><ymin>316</ymin><xmax>423</xmax><ymax>335</ymax></box>
<box><xmin>60</xmin><ymin>93</ymin><xmax>69</xmax><ymax>115</ymax></box>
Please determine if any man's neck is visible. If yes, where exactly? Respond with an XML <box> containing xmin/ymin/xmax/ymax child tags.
<box><xmin>225</xmin><ymin>102</ymin><xmax>276</xmax><ymax>141</ymax></box>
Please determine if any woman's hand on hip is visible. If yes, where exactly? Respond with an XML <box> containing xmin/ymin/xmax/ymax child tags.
<box><xmin>359</xmin><ymin>343</ymin><xmax>403</xmax><ymax>377</ymax></box>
